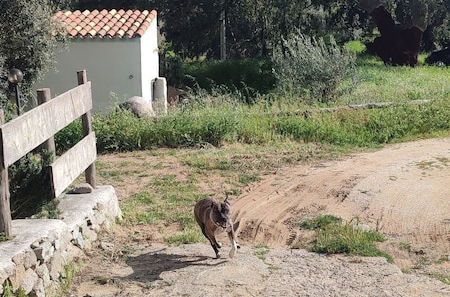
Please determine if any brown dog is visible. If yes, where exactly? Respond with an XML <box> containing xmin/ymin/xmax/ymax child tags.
<box><xmin>194</xmin><ymin>197</ymin><xmax>240</xmax><ymax>258</ymax></box>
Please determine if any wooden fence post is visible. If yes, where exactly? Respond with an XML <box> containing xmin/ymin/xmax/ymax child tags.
<box><xmin>0</xmin><ymin>109</ymin><xmax>12</xmax><ymax>236</ymax></box>
<box><xmin>37</xmin><ymin>88</ymin><xmax>56</xmax><ymax>158</ymax></box>
<box><xmin>77</xmin><ymin>70</ymin><xmax>97</xmax><ymax>188</ymax></box>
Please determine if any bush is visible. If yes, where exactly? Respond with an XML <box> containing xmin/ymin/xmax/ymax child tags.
<box><xmin>310</xmin><ymin>222</ymin><xmax>392</xmax><ymax>262</ymax></box>
<box><xmin>182</xmin><ymin>58</ymin><xmax>276</xmax><ymax>102</ymax></box>
<box><xmin>272</xmin><ymin>31</ymin><xmax>356</xmax><ymax>103</ymax></box>
<box><xmin>9</xmin><ymin>150</ymin><xmax>54</xmax><ymax>218</ymax></box>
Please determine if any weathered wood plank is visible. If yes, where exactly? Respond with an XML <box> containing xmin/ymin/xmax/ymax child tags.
<box><xmin>0</xmin><ymin>110</ymin><xmax>12</xmax><ymax>236</ymax></box>
<box><xmin>78</xmin><ymin>70</ymin><xmax>97</xmax><ymax>188</ymax></box>
<box><xmin>37</xmin><ymin>88</ymin><xmax>56</xmax><ymax>157</ymax></box>
<box><xmin>50</xmin><ymin>132</ymin><xmax>97</xmax><ymax>198</ymax></box>
<box><xmin>0</xmin><ymin>82</ymin><xmax>92</xmax><ymax>167</ymax></box>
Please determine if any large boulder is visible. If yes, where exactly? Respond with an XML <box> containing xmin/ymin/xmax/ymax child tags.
<box><xmin>425</xmin><ymin>48</ymin><xmax>450</xmax><ymax>66</ymax></box>
<box><xmin>120</xmin><ymin>96</ymin><xmax>155</xmax><ymax>118</ymax></box>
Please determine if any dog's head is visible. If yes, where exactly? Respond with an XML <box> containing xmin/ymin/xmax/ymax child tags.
<box><xmin>211</xmin><ymin>197</ymin><xmax>231</xmax><ymax>230</ymax></box>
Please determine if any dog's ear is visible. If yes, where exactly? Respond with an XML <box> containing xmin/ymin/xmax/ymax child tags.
<box><xmin>224</xmin><ymin>193</ymin><xmax>230</xmax><ymax>205</ymax></box>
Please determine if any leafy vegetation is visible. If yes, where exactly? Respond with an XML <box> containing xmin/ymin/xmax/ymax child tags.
<box><xmin>55</xmin><ymin>97</ymin><xmax>450</xmax><ymax>153</ymax></box>
<box><xmin>9</xmin><ymin>150</ymin><xmax>55</xmax><ymax>219</ymax></box>
<box><xmin>273</xmin><ymin>33</ymin><xmax>356</xmax><ymax>103</ymax></box>
<box><xmin>299</xmin><ymin>215</ymin><xmax>342</xmax><ymax>230</ymax></box>
<box><xmin>0</xmin><ymin>232</ymin><xmax>11</xmax><ymax>242</ymax></box>
<box><xmin>0</xmin><ymin>0</ymin><xmax>66</xmax><ymax>107</ymax></box>
<box><xmin>301</xmin><ymin>215</ymin><xmax>392</xmax><ymax>262</ymax></box>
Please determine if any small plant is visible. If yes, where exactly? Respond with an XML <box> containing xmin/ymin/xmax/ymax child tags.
<box><xmin>299</xmin><ymin>215</ymin><xmax>342</xmax><ymax>230</ymax></box>
<box><xmin>34</xmin><ymin>199</ymin><xmax>61</xmax><ymax>219</ymax></box>
<box><xmin>310</xmin><ymin>222</ymin><xmax>392</xmax><ymax>262</ymax></box>
<box><xmin>238</xmin><ymin>173</ymin><xmax>260</xmax><ymax>185</ymax></box>
<box><xmin>0</xmin><ymin>232</ymin><xmax>11</xmax><ymax>242</ymax></box>
<box><xmin>272</xmin><ymin>31</ymin><xmax>356</xmax><ymax>103</ymax></box>
<box><xmin>165</xmin><ymin>231</ymin><xmax>204</xmax><ymax>245</ymax></box>
<box><xmin>1</xmin><ymin>281</ymin><xmax>27</xmax><ymax>297</ymax></box>
<box><xmin>254</xmin><ymin>244</ymin><xmax>270</xmax><ymax>260</ymax></box>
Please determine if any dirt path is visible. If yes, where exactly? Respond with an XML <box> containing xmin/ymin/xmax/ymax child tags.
<box><xmin>233</xmin><ymin>137</ymin><xmax>450</xmax><ymax>251</ymax></box>
<box><xmin>65</xmin><ymin>138</ymin><xmax>450</xmax><ymax>296</ymax></box>
<box><xmin>66</xmin><ymin>244</ymin><xmax>449</xmax><ymax>297</ymax></box>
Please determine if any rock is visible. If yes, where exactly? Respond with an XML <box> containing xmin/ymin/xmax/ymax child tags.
<box><xmin>33</xmin><ymin>241</ymin><xmax>55</xmax><ymax>264</ymax></box>
<box><xmin>47</xmin><ymin>252</ymin><xmax>65</xmax><ymax>280</ymax></box>
<box><xmin>354</xmin><ymin>224</ymin><xmax>372</xmax><ymax>232</ymax></box>
<box><xmin>72</xmin><ymin>230</ymin><xmax>85</xmax><ymax>249</ymax></box>
<box><xmin>69</xmin><ymin>183</ymin><xmax>94</xmax><ymax>194</ymax></box>
<box><xmin>12</xmin><ymin>250</ymin><xmax>38</xmax><ymax>269</ymax></box>
<box><xmin>99</xmin><ymin>242</ymin><xmax>114</xmax><ymax>252</ymax></box>
<box><xmin>35</xmin><ymin>264</ymin><xmax>50</xmax><ymax>287</ymax></box>
<box><xmin>9</xmin><ymin>264</ymin><xmax>26</xmax><ymax>291</ymax></box>
<box><xmin>30</xmin><ymin>278</ymin><xmax>45</xmax><ymax>297</ymax></box>
<box><xmin>20</xmin><ymin>269</ymin><xmax>39</xmax><ymax>294</ymax></box>
<box><xmin>120</xmin><ymin>96</ymin><xmax>155</xmax><ymax>118</ymax></box>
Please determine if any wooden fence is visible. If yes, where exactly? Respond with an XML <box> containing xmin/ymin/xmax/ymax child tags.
<box><xmin>0</xmin><ymin>70</ymin><xmax>97</xmax><ymax>236</ymax></box>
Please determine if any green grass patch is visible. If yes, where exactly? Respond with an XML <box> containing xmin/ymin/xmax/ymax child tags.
<box><xmin>310</xmin><ymin>223</ymin><xmax>392</xmax><ymax>262</ymax></box>
<box><xmin>120</xmin><ymin>173</ymin><xmax>208</xmax><ymax>244</ymax></box>
<box><xmin>301</xmin><ymin>215</ymin><xmax>392</xmax><ymax>262</ymax></box>
<box><xmin>165</xmin><ymin>231</ymin><xmax>205</xmax><ymax>245</ymax></box>
<box><xmin>299</xmin><ymin>215</ymin><xmax>342</xmax><ymax>230</ymax></box>
<box><xmin>238</xmin><ymin>173</ymin><xmax>261</xmax><ymax>185</ymax></box>
<box><xmin>0</xmin><ymin>232</ymin><xmax>11</xmax><ymax>242</ymax></box>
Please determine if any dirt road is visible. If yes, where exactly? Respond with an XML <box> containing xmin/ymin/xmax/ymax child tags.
<box><xmin>234</xmin><ymin>137</ymin><xmax>450</xmax><ymax>250</ymax></box>
<box><xmin>66</xmin><ymin>244</ymin><xmax>449</xmax><ymax>297</ymax></box>
<box><xmin>65</xmin><ymin>137</ymin><xmax>450</xmax><ymax>296</ymax></box>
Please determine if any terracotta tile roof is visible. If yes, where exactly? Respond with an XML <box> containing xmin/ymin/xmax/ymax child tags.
<box><xmin>54</xmin><ymin>9</ymin><xmax>157</xmax><ymax>39</ymax></box>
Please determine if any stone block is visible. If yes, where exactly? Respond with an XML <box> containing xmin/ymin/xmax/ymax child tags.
<box><xmin>30</xmin><ymin>278</ymin><xmax>45</xmax><ymax>297</ymax></box>
<box><xmin>47</xmin><ymin>251</ymin><xmax>65</xmax><ymax>281</ymax></box>
<box><xmin>20</xmin><ymin>269</ymin><xmax>39</xmax><ymax>294</ymax></box>
<box><xmin>33</xmin><ymin>241</ymin><xmax>55</xmax><ymax>263</ymax></box>
<box><xmin>35</xmin><ymin>264</ymin><xmax>50</xmax><ymax>287</ymax></box>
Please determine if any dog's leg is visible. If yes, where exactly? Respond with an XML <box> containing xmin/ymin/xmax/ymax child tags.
<box><xmin>206</xmin><ymin>229</ymin><xmax>221</xmax><ymax>259</ymax></box>
<box><xmin>227</xmin><ymin>225</ymin><xmax>239</xmax><ymax>258</ymax></box>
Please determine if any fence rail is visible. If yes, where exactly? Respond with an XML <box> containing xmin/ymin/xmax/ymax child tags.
<box><xmin>0</xmin><ymin>70</ymin><xmax>97</xmax><ymax>236</ymax></box>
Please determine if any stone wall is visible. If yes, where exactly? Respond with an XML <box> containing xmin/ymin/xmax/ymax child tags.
<box><xmin>0</xmin><ymin>185</ymin><xmax>121</xmax><ymax>296</ymax></box>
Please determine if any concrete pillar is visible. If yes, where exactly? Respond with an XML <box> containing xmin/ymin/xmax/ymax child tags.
<box><xmin>153</xmin><ymin>77</ymin><xmax>167</xmax><ymax>115</ymax></box>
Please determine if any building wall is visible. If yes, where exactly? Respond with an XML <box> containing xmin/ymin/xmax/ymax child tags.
<box><xmin>36</xmin><ymin>34</ymin><xmax>158</xmax><ymax>112</ymax></box>
<box><xmin>140</xmin><ymin>15</ymin><xmax>160</xmax><ymax>101</ymax></box>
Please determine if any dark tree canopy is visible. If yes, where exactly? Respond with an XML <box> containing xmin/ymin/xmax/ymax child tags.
<box><xmin>0</xmin><ymin>0</ymin><xmax>66</xmax><ymax>108</ymax></box>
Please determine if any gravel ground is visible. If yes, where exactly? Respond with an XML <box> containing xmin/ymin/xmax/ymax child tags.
<box><xmin>66</xmin><ymin>243</ymin><xmax>450</xmax><ymax>297</ymax></box>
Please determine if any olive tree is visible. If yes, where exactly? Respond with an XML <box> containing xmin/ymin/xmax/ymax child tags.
<box><xmin>0</xmin><ymin>0</ymin><xmax>66</xmax><ymax>108</ymax></box>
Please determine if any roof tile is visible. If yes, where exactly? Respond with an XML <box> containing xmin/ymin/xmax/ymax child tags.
<box><xmin>54</xmin><ymin>9</ymin><xmax>156</xmax><ymax>39</ymax></box>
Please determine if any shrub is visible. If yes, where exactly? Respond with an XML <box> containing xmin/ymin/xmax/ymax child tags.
<box><xmin>299</xmin><ymin>215</ymin><xmax>342</xmax><ymax>230</ymax></box>
<box><xmin>310</xmin><ymin>222</ymin><xmax>392</xmax><ymax>262</ymax></box>
<box><xmin>182</xmin><ymin>58</ymin><xmax>276</xmax><ymax>102</ymax></box>
<box><xmin>9</xmin><ymin>150</ymin><xmax>54</xmax><ymax>218</ymax></box>
<box><xmin>272</xmin><ymin>31</ymin><xmax>356</xmax><ymax>103</ymax></box>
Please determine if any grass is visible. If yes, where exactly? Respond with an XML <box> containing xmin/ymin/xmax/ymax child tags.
<box><xmin>299</xmin><ymin>215</ymin><xmax>342</xmax><ymax>230</ymax></box>
<box><xmin>120</xmin><ymin>174</ymin><xmax>208</xmax><ymax>244</ymax></box>
<box><xmin>0</xmin><ymin>232</ymin><xmax>11</xmax><ymax>242</ymax></box>
<box><xmin>337</xmin><ymin>54</ymin><xmax>449</xmax><ymax>105</ymax></box>
<box><xmin>1</xmin><ymin>281</ymin><xmax>27</xmax><ymax>297</ymax></box>
<box><xmin>302</xmin><ymin>215</ymin><xmax>392</xmax><ymax>262</ymax></box>
<box><xmin>428</xmin><ymin>272</ymin><xmax>450</xmax><ymax>285</ymax></box>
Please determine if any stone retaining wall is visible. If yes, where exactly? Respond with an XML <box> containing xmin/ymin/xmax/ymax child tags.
<box><xmin>0</xmin><ymin>185</ymin><xmax>121</xmax><ymax>296</ymax></box>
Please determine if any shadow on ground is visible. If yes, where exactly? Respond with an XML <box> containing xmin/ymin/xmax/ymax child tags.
<box><xmin>122</xmin><ymin>248</ymin><xmax>227</xmax><ymax>283</ymax></box>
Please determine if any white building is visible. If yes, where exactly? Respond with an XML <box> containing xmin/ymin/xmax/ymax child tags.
<box><xmin>36</xmin><ymin>9</ymin><xmax>165</xmax><ymax>112</ymax></box>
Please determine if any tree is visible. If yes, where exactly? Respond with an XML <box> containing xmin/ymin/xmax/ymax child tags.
<box><xmin>0</xmin><ymin>0</ymin><xmax>66</xmax><ymax>109</ymax></box>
